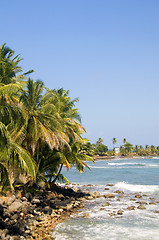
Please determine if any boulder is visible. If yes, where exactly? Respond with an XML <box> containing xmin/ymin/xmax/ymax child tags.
<box><xmin>105</xmin><ymin>188</ymin><xmax>110</xmax><ymax>190</ymax></box>
<box><xmin>137</xmin><ymin>204</ymin><xmax>146</xmax><ymax>210</ymax></box>
<box><xmin>117</xmin><ymin>210</ymin><xmax>123</xmax><ymax>215</ymax></box>
<box><xmin>31</xmin><ymin>198</ymin><xmax>40</xmax><ymax>204</ymax></box>
<box><xmin>135</xmin><ymin>195</ymin><xmax>142</xmax><ymax>199</ymax></box>
<box><xmin>127</xmin><ymin>206</ymin><xmax>135</xmax><ymax>210</ymax></box>
<box><xmin>8</xmin><ymin>195</ymin><xmax>16</xmax><ymax>205</ymax></box>
<box><xmin>8</xmin><ymin>200</ymin><xmax>22</xmax><ymax>212</ymax></box>
<box><xmin>104</xmin><ymin>193</ymin><xmax>115</xmax><ymax>198</ymax></box>
<box><xmin>102</xmin><ymin>202</ymin><xmax>110</xmax><ymax>206</ymax></box>
<box><xmin>114</xmin><ymin>190</ymin><xmax>124</xmax><ymax>194</ymax></box>
<box><xmin>107</xmin><ymin>184</ymin><xmax>114</xmax><ymax>187</ymax></box>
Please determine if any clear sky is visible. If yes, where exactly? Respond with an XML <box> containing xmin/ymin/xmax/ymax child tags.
<box><xmin>1</xmin><ymin>0</ymin><xmax>159</xmax><ymax>147</ymax></box>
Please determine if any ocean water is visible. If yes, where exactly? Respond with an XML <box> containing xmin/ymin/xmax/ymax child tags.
<box><xmin>52</xmin><ymin>158</ymin><xmax>159</xmax><ymax>240</ymax></box>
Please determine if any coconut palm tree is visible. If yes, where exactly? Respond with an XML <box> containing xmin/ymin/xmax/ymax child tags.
<box><xmin>15</xmin><ymin>79</ymin><xmax>70</xmax><ymax>176</ymax></box>
<box><xmin>0</xmin><ymin>121</ymin><xmax>35</xmax><ymax>191</ymax></box>
<box><xmin>112</xmin><ymin>138</ymin><xmax>117</xmax><ymax>149</ymax></box>
<box><xmin>123</xmin><ymin>138</ymin><xmax>127</xmax><ymax>144</ymax></box>
<box><xmin>0</xmin><ymin>43</ymin><xmax>33</xmax><ymax>85</ymax></box>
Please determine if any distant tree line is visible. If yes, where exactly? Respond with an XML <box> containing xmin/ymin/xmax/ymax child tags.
<box><xmin>80</xmin><ymin>137</ymin><xmax>159</xmax><ymax>157</ymax></box>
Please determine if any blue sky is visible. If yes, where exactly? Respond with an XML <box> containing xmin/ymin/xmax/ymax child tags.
<box><xmin>1</xmin><ymin>0</ymin><xmax>159</xmax><ymax>147</ymax></box>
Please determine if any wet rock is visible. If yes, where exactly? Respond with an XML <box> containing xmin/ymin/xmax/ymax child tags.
<box><xmin>154</xmin><ymin>210</ymin><xmax>159</xmax><ymax>213</ymax></box>
<box><xmin>117</xmin><ymin>198</ymin><xmax>121</xmax><ymax>201</ymax></box>
<box><xmin>93</xmin><ymin>191</ymin><xmax>101</xmax><ymax>198</ymax></box>
<box><xmin>114</xmin><ymin>190</ymin><xmax>124</xmax><ymax>194</ymax></box>
<box><xmin>86</xmin><ymin>196</ymin><xmax>94</xmax><ymax>200</ymax></box>
<box><xmin>149</xmin><ymin>202</ymin><xmax>156</xmax><ymax>205</ymax></box>
<box><xmin>135</xmin><ymin>194</ymin><xmax>142</xmax><ymax>199</ymax></box>
<box><xmin>107</xmin><ymin>184</ymin><xmax>114</xmax><ymax>187</ymax></box>
<box><xmin>127</xmin><ymin>206</ymin><xmax>135</xmax><ymax>210</ymax></box>
<box><xmin>137</xmin><ymin>204</ymin><xmax>146</xmax><ymax>210</ymax></box>
<box><xmin>136</xmin><ymin>201</ymin><xmax>148</xmax><ymax>205</ymax></box>
<box><xmin>104</xmin><ymin>193</ymin><xmax>115</xmax><ymax>198</ymax></box>
<box><xmin>130</xmin><ymin>198</ymin><xmax>136</xmax><ymax>201</ymax></box>
<box><xmin>102</xmin><ymin>202</ymin><xmax>110</xmax><ymax>206</ymax></box>
<box><xmin>104</xmin><ymin>188</ymin><xmax>110</xmax><ymax>190</ymax></box>
<box><xmin>117</xmin><ymin>210</ymin><xmax>123</xmax><ymax>215</ymax></box>
<box><xmin>82</xmin><ymin>213</ymin><xmax>89</xmax><ymax>218</ymax></box>
<box><xmin>108</xmin><ymin>212</ymin><xmax>116</xmax><ymax>216</ymax></box>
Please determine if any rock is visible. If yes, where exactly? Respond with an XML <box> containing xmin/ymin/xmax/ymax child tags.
<box><xmin>21</xmin><ymin>197</ymin><xmax>27</xmax><ymax>201</ymax></box>
<box><xmin>25</xmin><ymin>192</ymin><xmax>32</xmax><ymax>201</ymax></box>
<box><xmin>137</xmin><ymin>204</ymin><xmax>146</xmax><ymax>210</ymax></box>
<box><xmin>93</xmin><ymin>191</ymin><xmax>101</xmax><ymax>198</ymax></box>
<box><xmin>114</xmin><ymin>190</ymin><xmax>124</xmax><ymax>194</ymax></box>
<box><xmin>127</xmin><ymin>206</ymin><xmax>135</xmax><ymax>210</ymax></box>
<box><xmin>105</xmin><ymin>188</ymin><xmax>110</xmax><ymax>190</ymax></box>
<box><xmin>8</xmin><ymin>200</ymin><xmax>22</xmax><ymax>212</ymax></box>
<box><xmin>102</xmin><ymin>202</ymin><xmax>110</xmax><ymax>206</ymax></box>
<box><xmin>44</xmin><ymin>206</ymin><xmax>52</xmax><ymax>215</ymax></box>
<box><xmin>107</xmin><ymin>184</ymin><xmax>114</xmax><ymax>187</ymax></box>
<box><xmin>0</xmin><ymin>204</ymin><xmax>4</xmax><ymax>215</ymax></box>
<box><xmin>86</xmin><ymin>196</ymin><xmax>94</xmax><ymax>200</ymax></box>
<box><xmin>104</xmin><ymin>193</ymin><xmax>115</xmax><ymax>198</ymax></box>
<box><xmin>11</xmin><ymin>213</ymin><xmax>19</xmax><ymax>220</ymax></box>
<box><xmin>136</xmin><ymin>201</ymin><xmax>148</xmax><ymax>205</ymax></box>
<box><xmin>149</xmin><ymin>202</ymin><xmax>156</xmax><ymax>205</ymax></box>
<box><xmin>135</xmin><ymin>194</ymin><xmax>142</xmax><ymax>199</ymax></box>
<box><xmin>0</xmin><ymin>199</ymin><xmax>5</xmax><ymax>205</ymax></box>
<box><xmin>130</xmin><ymin>198</ymin><xmax>136</xmax><ymax>201</ymax></box>
<box><xmin>82</xmin><ymin>213</ymin><xmax>89</xmax><ymax>218</ymax></box>
<box><xmin>8</xmin><ymin>195</ymin><xmax>16</xmax><ymax>205</ymax></box>
<box><xmin>31</xmin><ymin>198</ymin><xmax>40</xmax><ymax>204</ymax></box>
<box><xmin>100</xmin><ymin>207</ymin><xmax>106</xmax><ymax>210</ymax></box>
<box><xmin>117</xmin><ymin>210</ymin><xmax>123</xmax><ymax>215</ymax></box>
<box><xmin>66</xmin><ymin>203</ymin><xmax>73</xmax><ymax>211</ymax></box>
<box><xmin>154</xmin><ymin>210</ymin><xmax>159</xmax><ymax>213</ymax></box>
<box><xmin>117</xmin><ymin>198</ymin><xmax>121</xmax><ymax>201</ymax></box>
<box><xmin>108</xmin><ymin>212</ymin><xmax>116</xmax><ymax>216</ymax></box>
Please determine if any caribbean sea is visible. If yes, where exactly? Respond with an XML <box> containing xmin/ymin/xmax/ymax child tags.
<box><xmin>53</xmin><ymin>157</ymin><xmax>159</xmax><ymax>240</ymax></box>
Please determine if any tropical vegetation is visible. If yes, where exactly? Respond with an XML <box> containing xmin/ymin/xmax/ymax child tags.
<box><xmin>0</xmin><ymin>43</ymin><xmax>93</xmax><ymax>192</ymax></box>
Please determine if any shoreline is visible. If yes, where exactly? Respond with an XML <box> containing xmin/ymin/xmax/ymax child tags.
<box><xmin>0</xmin><ymin>185</ymin><xmax>89</xmax><ymax>240</ymax></box>
<box><xmin>93</xmin><ymin>155</ymin><xmax>159</xmax><ymax>161</ymax></box>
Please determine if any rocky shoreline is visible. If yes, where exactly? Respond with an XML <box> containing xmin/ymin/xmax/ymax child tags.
<box><xmin>1</xmin><ymin>183</ymin><xmax>159</xmax><ymax>239</ymax></box>
<box><xmin>0</xmin><ymin>185</ymin><xmax>92</xmax><ymax>240</ymax></box>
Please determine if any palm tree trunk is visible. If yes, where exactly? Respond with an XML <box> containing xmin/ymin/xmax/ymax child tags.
<box><xmin>52</xmin><ymin>164</ymin><xmax>63</xmax><ymax>184</ymax></box>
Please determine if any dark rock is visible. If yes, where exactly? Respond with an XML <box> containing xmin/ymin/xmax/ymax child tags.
<box><xmin>0</xmin><ymin>204</ymin><xmax>4</xmax><ymax>216</ymax></box>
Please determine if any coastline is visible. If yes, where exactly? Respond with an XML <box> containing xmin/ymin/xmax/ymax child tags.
<box><xmin>0</xmin><ymin>185</ymin><xmax>89</xmax><ymax>240</ymax></box>
<box><xmin>93</xmin><ymin>154</ymin><xmax>159</xmax><ymax>161</ymax></box>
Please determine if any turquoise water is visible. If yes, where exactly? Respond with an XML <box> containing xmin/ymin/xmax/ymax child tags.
<box><xmin>53</xmin><ymin>158</ymin><xmax>159</xmax><ymax>240</ymax></box>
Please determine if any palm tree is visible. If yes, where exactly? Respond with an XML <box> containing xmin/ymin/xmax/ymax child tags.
<box><xmin>15</xmin><ymin>79</ymin><xmax>70</xmax><ymax>176</ymax></box>
<box><xmin>0</xmin><ymin>121</ymin><xmax>35</xmax><ymax>191</ymax></box>
<box><xmin>0</xmin><ymin>43</ymin><xmax>33</xmax><ymax>85</ymax></box>
<box><xmin>112</xmin><ymin>138</ymin><xmax>117</xmax><ymax>149</ymax></box>
<box><xmin>123</xmin><ymin>138</ymin><xmax>127</xmax><ymax>144</ymax></box>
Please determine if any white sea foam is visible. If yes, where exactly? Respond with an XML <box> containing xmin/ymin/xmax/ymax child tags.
<box><xmin>114</xmin><ymin>182</ymin><xmax>159</xmax><ymax>192</ymax></box>
<box><xmin>108</xmin><ymin>162</ymin><xmax>144</xmax><ymax>166</ymax></box>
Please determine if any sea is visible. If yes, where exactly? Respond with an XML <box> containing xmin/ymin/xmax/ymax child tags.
<box><xmin>52</xmin><ymin>157</ymin><xmax>159</xmax><ymax>240</ymax></box>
